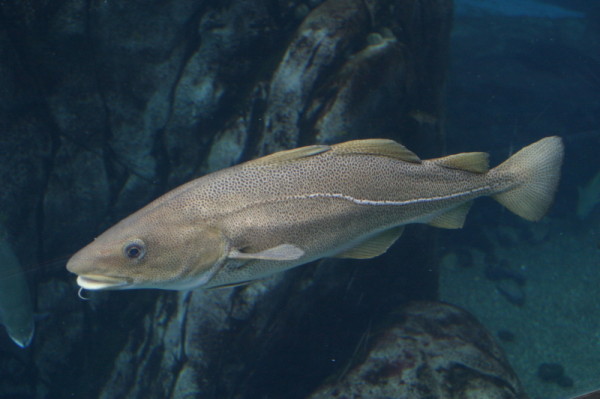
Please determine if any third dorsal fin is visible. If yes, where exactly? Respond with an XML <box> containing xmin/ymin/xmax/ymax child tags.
<box><xmin>432</xmin><ymin>152</ymin><xmax>489</xmax><ymax>173</ymax></box>
<box><xmin>332</xmin><ymin>139</ymin><xmax>421</xmax><ymax>163</ymax></box>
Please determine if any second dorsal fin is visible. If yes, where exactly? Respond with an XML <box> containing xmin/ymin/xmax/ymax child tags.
<box><xmin>332</xmin><ymin>139</ymin><xmax>421</xmax><ymax>163</ymax></box>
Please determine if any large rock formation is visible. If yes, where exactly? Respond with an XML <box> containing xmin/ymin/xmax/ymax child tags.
<box><xmin>308</xmin><ymin>301</ymin><xmax>528</xmax><ymax>399</ymax></box>
<box><xmin>0</xmin><ymin>0</ymin><xmax>507</xmax><ymax>398</ymax></box>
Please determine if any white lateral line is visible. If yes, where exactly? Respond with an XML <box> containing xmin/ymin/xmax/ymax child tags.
<box><xmin>296</xmin><ymin>186</ymin><xmax>490</xmax><ymax>206</ymax></box>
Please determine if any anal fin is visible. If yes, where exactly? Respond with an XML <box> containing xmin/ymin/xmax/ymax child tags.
<box><xmin>333</xmin><ymin>226</ymin><xmax>404</xmax><ymax>259</ymax></box>
<box><xmin>427</xmin><ymin>202</ymin><xmax>472</xmax><ymax>229</ymax></box>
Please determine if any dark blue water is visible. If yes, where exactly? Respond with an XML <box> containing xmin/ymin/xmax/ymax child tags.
<box><xmin>0</xmin><ymin>0</ymin><xmax>598</xmax><ymax>398</ymax></box>
<box><xmin>443</xmin><ymin>1</ymin><xmax>600</xmax><ymax>398</ymax></box>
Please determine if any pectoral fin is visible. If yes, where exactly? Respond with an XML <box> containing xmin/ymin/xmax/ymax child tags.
<box><xmin>228</xmin><ymin>244</ymin><xmax>305</xmax><ymax>261</ymax></box>
<box><xmin>427</xmin><ymin>202</ymin><xmax>472</xmax><ymax>229</ymax></box>
<box><xmin>334</xmin><ymin>226</ymin><xmax>404</xmax><ymax>259</ymax></box>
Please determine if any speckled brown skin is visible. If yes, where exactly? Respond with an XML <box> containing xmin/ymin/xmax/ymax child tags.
<box><xmin>66</xmin><ymin>137</ymin><xmax>563</xmax><ymax>291</ymax></box>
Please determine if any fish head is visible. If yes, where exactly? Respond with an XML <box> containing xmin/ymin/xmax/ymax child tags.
<box><xmin>66</xmin><ymin>206</ymin><xmax>229</xmax><ymax>291</ymax></box>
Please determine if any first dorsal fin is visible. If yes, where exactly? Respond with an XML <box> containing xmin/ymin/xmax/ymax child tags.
<box><xmin>248</xmin><ymin>145</ymin><xmax>331</xmax><ymax>166</ymax></box>
<box><xmin>333</xmin><ymin>226</ymin><xmax>404</xmax><ymax>259</ymax></box>
<box><xmin>332</xmin><ymin>139</ymin><xmax>421</xmax><ymax>163</ymax></box>
<box><xmin>432</xmin><ymin>152</ymin><xmax>489</xmax><ymax>173</ymax></box>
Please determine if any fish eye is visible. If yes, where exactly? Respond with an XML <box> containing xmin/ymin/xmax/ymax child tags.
<box><xmin>123</xmin><ymin>239</ymin><xmax>146</xmax><ymax>260</ymax></box>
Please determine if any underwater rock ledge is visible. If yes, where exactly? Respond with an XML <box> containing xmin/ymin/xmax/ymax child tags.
<box><xmin>307</xmin><ymin>301</ymin><xmax>529</xmax><ymax>399</ymax></box>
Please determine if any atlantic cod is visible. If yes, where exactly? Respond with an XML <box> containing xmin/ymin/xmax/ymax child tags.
<box><xmin>67</xmin><ymin>137</ymin><xmax>563</xmax><ymax>291</ymax></box>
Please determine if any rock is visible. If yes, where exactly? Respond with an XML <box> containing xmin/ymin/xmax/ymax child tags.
<box><xmin>485</xmin><ymin>260</ymin><xmax>527</xmax><ymax>286</ymax></box>
<box><xmin>0</xmin><ymin>29</ymin><xmax>52</xmax><ymax>265</ymax></box>
<box><xmin>42</xmin><ymin>139</ymin><xmax>111</xmax><ymax>258</ymax></box>
<box><xmin>259</xmin><ymin>0</ymin><xmax>370</xmax><ymax>153</ymax></box>
<box><xmin>537</xmin><ymin>362</ymin><xmax>574</xmax><ymax>387</ymax></box>
<box><xmin>162</xmin><ymin>1</ymin><xmax>275</xmax><ymax>186</ymax></box>
<box><xmin>495</xmin><ymin>279</ymin><xmax>526</xmax><ymax>307</ymax></box>
<box><xmin>0</xmin><ymin>0</ymin><xmax>456</xmax><ymax>397</ymax></box>
<box><xmin>497</xmin><ymin>329</ymin><xmax>516</xmax><ymax>342</ymax></box>
<box><xmin>309</xmin><ymin>31</ymin><xmax>409</xmax><ymax>144</ymax></box>
<box><xmin>556</xmin><ymin>375</ymin><xmax>575</xmax><ymax>388</ymax></box>
<box><xmin>308</xmin><ymin>302</ymin><xmax>529</xmax><ymax>399</ymax></box>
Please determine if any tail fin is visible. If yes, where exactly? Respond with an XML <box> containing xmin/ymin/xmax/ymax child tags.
<box><xmin>492</xmin><ymin>136</ymin><xmax>564</xmax><ymax>221</ymax></box>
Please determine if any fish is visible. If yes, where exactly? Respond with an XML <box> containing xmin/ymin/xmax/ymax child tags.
<box><xmin>66</xmin><ymin>136</ymin><xmax>564</xmax><ymax>291</ymax></box>
<box><xmin>0</xmin><ymin>238</ymin><xmax>34</xmax><ymax>348</ymax></box>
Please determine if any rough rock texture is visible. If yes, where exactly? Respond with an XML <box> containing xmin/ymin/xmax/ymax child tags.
<box><xmin>308</xmin><ymin>301</ymin><xmax>529</xmax><ymax>399</ymax></box>
<box><xmin>0</xmin><ymin>0</ymin><xmax>457</xmax><ymax>398</ymax></box>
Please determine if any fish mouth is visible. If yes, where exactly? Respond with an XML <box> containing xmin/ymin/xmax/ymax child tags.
<box><xmin>76</xmin><ymin>274</ymin><xmax>132</xmax><ymax>290</ymax></box>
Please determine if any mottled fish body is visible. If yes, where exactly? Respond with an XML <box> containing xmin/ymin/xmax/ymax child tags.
<box><xmin>67</xmin><ymin>137</ymin><xmax>563</xmax><ymax>291</ymax></box>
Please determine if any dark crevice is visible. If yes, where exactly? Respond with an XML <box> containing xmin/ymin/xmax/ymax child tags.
<box><xmin>0</xmin><ymin>1</ymin><xmax>63</xmax><ymax>267</ymax></box>
<box><xmin>239</xmin><ymin>95</ymin><xmax>268</xmax><ymax>162</ymax></box>
<box><xmin>84</xmin><ymin>0</ymin><xmax>143</xmax><ymax>214</ymax></box>
<box><xmin>35</xmin><ymin>123</ymin><xmax>61</xmax><ymax>277</ymax></box>
<box><xmin>152</xmin><ymin>4</ymin><xmax>209</xmax><ymax>192</ymax></box>
<box><xmin>165</xmin><ymin>292</ymin><xmax>192</xmax><ymax>398</ymax></box>
<box><xmin>296</xmin><ymin>8</ymin><xmax>371</xmax><ymax>145</ymax></box>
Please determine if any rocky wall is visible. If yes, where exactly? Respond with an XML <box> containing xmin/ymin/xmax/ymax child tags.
<box><xmin>0</xmin><ymin>0</ymin><xmax>465</xmax><ymax>398</ymax></box>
